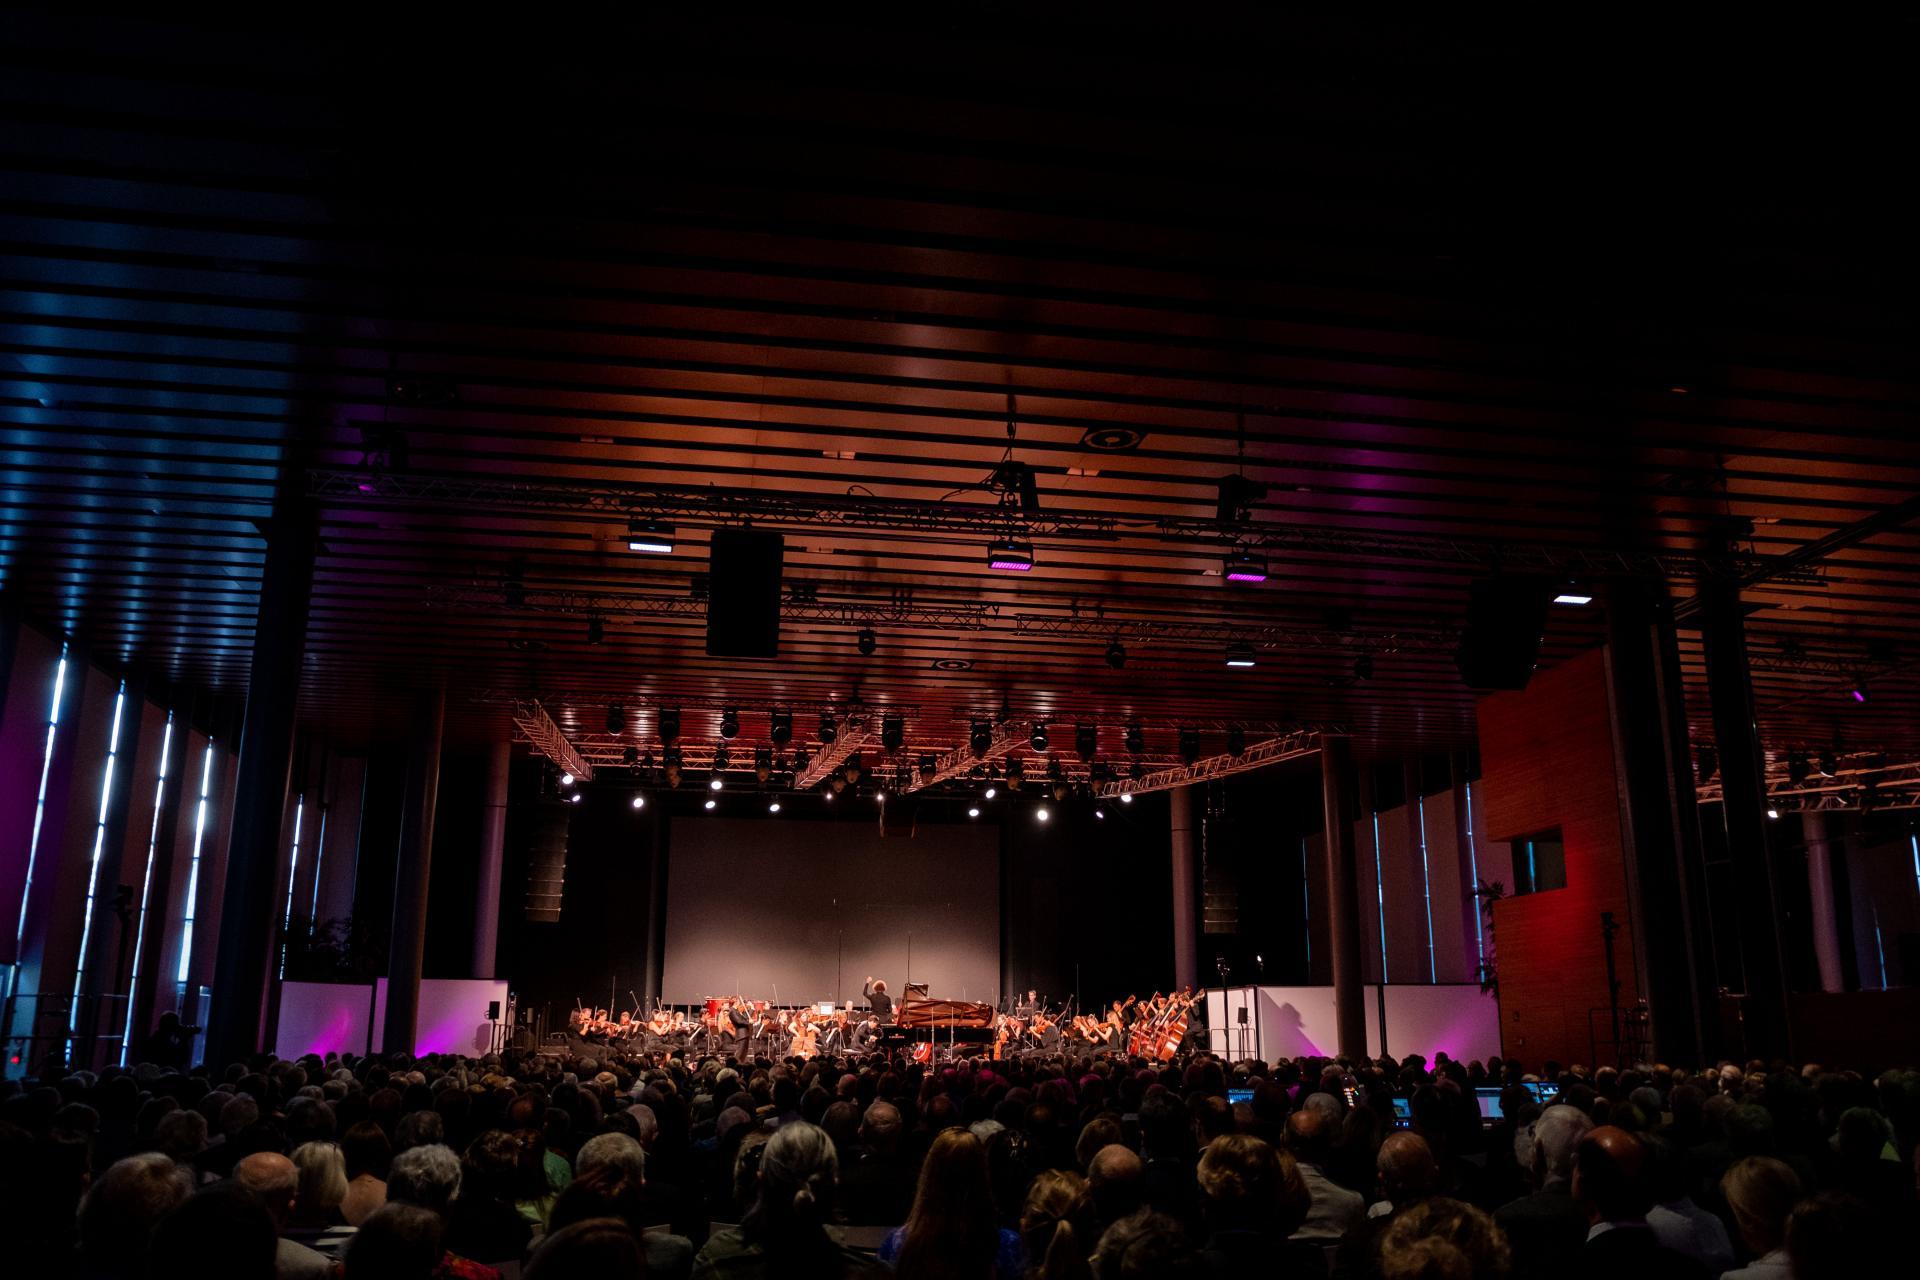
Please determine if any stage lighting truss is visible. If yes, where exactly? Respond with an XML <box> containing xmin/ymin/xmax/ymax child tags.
<box><xmin>1096</xmin><ymin>729</ymin><xmax>1325</xmax><ymax>799</ymax></box>
<box><xmin>1694</xmin><ymin>751</ymin><xmax>1920</xmax><ymax>814</ymax></box>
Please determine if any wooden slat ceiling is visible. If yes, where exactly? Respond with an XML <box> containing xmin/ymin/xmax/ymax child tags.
<box><xmin>3</xmin><ymin>11</ymin><xmax>1917</xmax><ymax>771</ymax></box>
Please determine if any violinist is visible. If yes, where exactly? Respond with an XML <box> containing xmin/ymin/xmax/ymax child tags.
<box><xmin>1031</xmin><ymin>1009</ymin><xmax>1062</xmax><ymax>1052</ymax></box>
<box><xmin>726</xmin><ymin>996</ymin><xmax>751</xmax><ymax>1056</ymax></box>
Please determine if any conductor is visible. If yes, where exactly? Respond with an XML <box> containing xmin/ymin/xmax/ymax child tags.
<box><xmin>862</xmin><ymin>976</ymin><xmax>893</xmax><ymax>1024</ymax></box>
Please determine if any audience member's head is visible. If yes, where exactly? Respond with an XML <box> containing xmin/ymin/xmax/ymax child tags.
<box><xmin>1572</xmin><ymin>1127</ymin><xmax>1649</xmax><ymax>1225</ymax></box>
<box><xmin>1197</xmin><ymin>1133</ymin><xmax>1309</xmax><ymax>1235</ymax></box>
<box><xmin>290</xmin><ymin>1140</ymin><xmax>348</xmax><ymax>1224</ymax></box>
<box><xmin>1379</xmin><ymin>1197</ymin><xmax>1512</xmax><ymax>1279</ymax></box>
<box><xmin>1519</xmin><ymin>1104</ymin><xmax>1593</xmax><ymax>1189</ymax></box>
<box><xmin>78</xmin><ymin>1152</ymin><xmax>194</xmax><ymax>1279</ymax></box>
<box><xmin>343</xmin><ymin>1201</ymin><xmax>444</xmax><ymax>1280</ymax></box>
<box><xmin>1092</xmin><ymin>1209</ymin><xmax>1197</xmax><ymax>1280</ymax></box>
<box><xmin>899</xmin><ymin>1127</ymin><xmax>1000</xmax><ymax>1275</ymax></box>
<box><xmin>149</xmin><ymin>1184</ymin><xmax>278</xmax><ymax>1280</ymax></box>
<box><xmin>576</xmin><ymin>1130</ymin><xmax>646</xmax><ymax>1182</ymax></box>
<box><xmin>233</xmin><ymin>1150</ymin><xmax>300</xmax><ymax>1228</ymax></box>
<box><xmin>1722</xmin><ymin>1155</ymin><xmax>1802</xmax><ymax>1259</ymax></box>
<box><xmin>387</xmin><ymin>1142</ymin><xmax>462</xmax><ymax>1214</ymax></box>
<box><xmin>1087</xmin><ymin>1143</ymin><xmax>1146</xmax><ymax>1229</ymax></box>
<box><xmin>1377</xmin><ymin>1132</ymin><xmax>1441</xmax><ymax>1209</ymax></box>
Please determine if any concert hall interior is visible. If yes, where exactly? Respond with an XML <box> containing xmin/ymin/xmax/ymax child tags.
<box><xmin>3</xmin><ymin>9</ymin><xmax>1920</xmax><ymax>1279</ymax></box>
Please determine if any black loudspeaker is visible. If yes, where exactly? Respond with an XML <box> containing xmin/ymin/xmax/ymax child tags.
<box><xmin>1455</xmin><ymin>577</ymin><xmax>1550</xmax><ymax>690</ymax></box>
<box><xmin>524</xmin><ymin>804</ymin><xmax>571</xmax><ymax>923</ymax></box>
<box><xmin>487</xmin><ymin>1001</ymin><xmax>501</xmax><ymax>1020</ymax></box>
<box><xmin>706</xmin><ymin>528</ymin><xmax>784</xmax><ymax>657</ymax></box>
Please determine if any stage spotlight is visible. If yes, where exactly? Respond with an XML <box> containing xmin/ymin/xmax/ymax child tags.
<box><xmin>1849</xmin><ymin>679</ymin><xmax>1867</xmax><ymax>704</ymax></box>
<box><xmin>1818</xmin><ymin>749</ymin><xmax>1837</xmax><ymax>778</ymax></box>
<box><xmin>1075</xmin><ymin>723</ymin><xmax>1098</xmax><ymax>759</ymax></box>
<box><xmin>987</xmin><ymin>538</ymin><xmax>1034</xmax><ymax>571</ymax></box>
<box><xmin>559</xmin><ymin>772</ymin><xmax>575</xmax><ymax>787</ymax></box>
<box><xmin>713</xmin><ymin>745</ymin><xmax>731</xmax><ymax>772</ymax></box>
<box><xmin>918</xmin><ymin>755</ymin><xmax>937</xmax><ymax>784</ymax></box>
<box><xmin>1119</xmin><ymin>792</ymin><xmax>1133</xmax><ymax>805</ymax></box>
<box><xmin>881</xmin><ymin>715</ymin><xmax>905</xmax><ymax>751</ymax></box>
<box><xmin>1005</xmin><ymin>759</ymin><xmax>1025</xmax><ymax>791</ymax></box>
<box><xmin>1094</xmin><ymin>807</ymin><xmax>1106</xmax><ymax>820</ymax></box>
<box><xmin>1353</xmin><ymin>654</ymin><xmax>1374</xmax><ymax>680</ymax></box>
<box><xmin>664</xmin><ymin>747</ymin><xmax>683</xmax><ymax>788</ymax></box>
<box><xmin>606</xmin><ymin>704</ymin><xmax>625</xmax><ymax>734</ymax></box>
<box><xmin>1226</xmin><ymin>726</ymin><xmax>1246</xmax><ymax>756</ymax></box>
<box><xmin>658</xmin><ymin>708</ymin><xmax>680</xmax><ymax>742</ymax></box>
<box><xmin>1215</xmin><ymin>473</ymin><xmax>1266</xmax><ymax>523</ymax></box>
<box><xmin>856</xmin><ymin>628</ymin><xmax>878</xmax><ymax>656</ymax></box>
<box><xmin>845</xmin><ymin>754</ymin><xmax>864</xmax><ymax>784</ymax></box>
<box><xmin>816</xmin><ymin>712</ymin><xmax>839</xmax><ymax>746</ymax></box>
<box><xmin>1697</xmin><ymin>746</ymin><xmax>1718</xmax><ymax>782</ymax></box>
<box><xmin>791</xmin><ymin>749</ymin><xmax>811</xmax><ymax>773</ymax></box>
<box><xmin>756</xmin><ymin>747</ymin><xmax>773</xmax><ymax>783</ymax></box>
<box><xmin>709</xmin><ymin>776</ymin><xmax>724</xmax><ymax>792</ymax></box>
<box><xmin>569</xmin><ymin>792</ymin><xmax>583</xmax><ymax>804</ymax></box>
<box><xmin>1766</xmin><ymin>806</ymin><xmax>1780</xmax><ymax>820</ymax></box>
<box><xmin>1226</xmin><ymin>643</ymin><xmax>1256</xmax><ymax>668</ymax></box>
<box><xmin>720</xmin><ymin>708</ymin><xmax>740</xmax><ymax>739</ymax></box>
<box><xmin>769</xmin><ymin>709</ymin><xmax>793</xmax><ymax>745</ymax></box>
<box><xmin>587</xmin><ymin>617</ymin><xmax>605</xmax><ymax>645</ymax></box>
<box><xmin>1031</xmin><ymin>722</ymin><xmax>1049</xmax><ymax>752</ymax></box>
<box><xmin>631</xmin><ymin>794</ymin><xmax>646</xmax><ymax>810</ymax></box>
<box><xmin>1035</xmin><ymin>806</ymin><xmax>1051</xmax><ymax>823</ymax></box>
<box><xmin>968</xmin><ymin>806</ymin><xmax>981</xmax><ymax>819</ymax></box>
<box><xmin>1052</xmin><ymin>782</ymin><xmax>1070</xmax><ymax>802</ymax></box>
<box><xmin>968</xmin><ymin>720</ymin><xmax>993</xmax><ymax>757</ymax></box>
<box><xmin>1179</xmin><ymin>728</ymin><xmax>1200</xmax><ymax>764</ymax></box>
<box><xmin>704</xmin><ymin>797</ymin><xmax>717</xmax><ymax>811</ymax></box>
<box><xmin>1787</xmin><ymin>750</ymin><xmax>1810</xmax><ymax>784</ymax></box>
<box><xmin>1126</xmin><ymin>723</ymin><xmax>1145</xmax><ymax>754</ymax></box>
<box><xmin>984</xmin><ymin>785</ymin><xmax>998</xmax><ymax>800</ymax></box>
<box><xmin>1106</xmin><ymin>638</ymin><xmax>1127</xmax><ymax>668</ymax></box>
<box><xmin>626</xmin><ymin>518</ymin><xmax>674</xmax><ymax>554</ymax></box>
<box><xmin>623</xmin><ymin>745</ymin><xmax>640</xmax><ymax>767</ymax></box>
<box><xmin>768</xmin><ymin>801</ymin><xmax>782</xmax><ymax>814</ymax></box>
<box><xmin>824</xmin><ymin>786</ymin><xmax>837</xmax><ymax>801</ymax></box>
<box><xmin>1224</xmin><ymin>550</ymin><xmax>1268</xmax><ymax>583</ymax></box>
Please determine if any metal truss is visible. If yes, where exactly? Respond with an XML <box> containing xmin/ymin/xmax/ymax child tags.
<box><xmin>428</xmin><ymin>582</ymin><xmax>994</xmax><ymax>631</ymax></box>
<box><xmin>313</xmin><ymin>468</ymin><xmax>1741</xmax><ymax>577</ymax></box>
<box><xmin>1096</xmin><ymin>731</ymin><xmax>1326</xmax><ymax>797</ymax></box>
<box><xmin>1013</xmin><ymin>614</ymin><xmax>1457</xmax><ymax>654</ymax></box>
<box><xmin>1695</xmin><ymin>755</ymin><xmax>1920</xmax><ymax>813</ymax></box>
<box><xmin>901</xmin><ymin>721</ymin><xmax>1032</xmax><ymax>794</ymax></box>
<box><xmin>793</xmin><ymin>727</ymin><xmax>877</xmax><ymax>789</ymax></box>
<box><xmin>512</xmin><ymin>700</ymin><xmax>593</xmax><ymax>782</ymax></box>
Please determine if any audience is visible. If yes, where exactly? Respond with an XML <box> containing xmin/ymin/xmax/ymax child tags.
<box><xmin>8</xmin><ymin>1031</ymin><xmax>1919</xmax><ymax>1280</ymax></box>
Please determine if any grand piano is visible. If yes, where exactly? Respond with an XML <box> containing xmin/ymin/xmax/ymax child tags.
<box><xmin>890</xmin><ymin>997</ymin><xmax>996</xmax><ymax>1044</ymax></box>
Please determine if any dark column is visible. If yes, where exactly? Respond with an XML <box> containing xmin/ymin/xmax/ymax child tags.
<box><xmin>644</xmin><ymin>810</ymin><xmax>669</xmax><ymax>1005</ymax></box>
<box><xmin>1603</xmin><ymin>579</ymin><xmax>1716</xmax><ymax>1064</ymax></box>
<box><xmin>382</xmin><ymin>689</ymin><xmax>445</xmax><ymax>1055</ymax></box>
<box><xmin>202</xmin><ymin>474</ymin><xmax>314</xmax><ymax>1069</ymax></box>
<box><xmin>1698</xmin><ymin>577</ymin><xmax>1792</xmax><ymax>1058</ymax></box>
<box><xmin>1801</xmin><ymin>812</ymin><xmax>1844</xmax><ymax>993</ymax></box>
<box><xmin>1320</xmin><ymin>736</ymin><xmax>1367</xmax><ymax>1058</ymax></box>
<box><xmin>0</xmin><ymin>611</ymin><xmax>17</xmax><ymax>720</ymax></box>
<box><xmin>1169</xmin><ymin>786</ymin><xmax>1200</xmax><ymax>993</ymax></box>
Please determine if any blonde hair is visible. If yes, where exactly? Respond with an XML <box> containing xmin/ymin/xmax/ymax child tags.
<box><xmin>292</xmin><ymin>1141</ymin><xmax>349</xmax><ymax>1216</ymax></box>
<box><xmin>1722</xmin><ymin>1156</ymin><xmax>1801</xmax><ymax>1256</ymax></box>
<box><xmin>1379</xmin><ymin>1198</ymin><xmax>1511</xmax><ymax>1280</ymax></box>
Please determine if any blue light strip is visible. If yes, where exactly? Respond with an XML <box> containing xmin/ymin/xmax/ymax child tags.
<box><xmin>1416</xmin><ymin>792</ymin><xmax>1436</xmax><ymax>981</ymax></box>
<box><xmin>1911</xmin><ymin>834</ymin><xmax>1919</xmax><ymax>900</ymax></box>
<box><xmin>120</xmin><ymin>712</ymin><xmax>173</xmax><ymax>1066</ymax></box>
<box><xmin>277</xmin><ymin>795</ymin><xmax>304</xmax><ymax>979</ymax></box>
<box><xmin>175</xmin><ymin>743</ymin><xmax>215</xmax><ymax>990</ymax></box>
<box><xmin>67</xmin><ymin>681</ymin><xmax>127</xmax><ymax>1056</ymax></box>
<box><xmin>7</xmin><ymin>646</ymin><xmax>69</xmax><ymax>1014</ymax></box>
<box><xmin>1371</xmin><ymin>809</ymin><xmax>1389</xmax><ymax>983</ymax></box>
<box><xmin>1464</xmin><ymin>780</ymin><xmax>1484</xmax><ymax>966</ymax></box>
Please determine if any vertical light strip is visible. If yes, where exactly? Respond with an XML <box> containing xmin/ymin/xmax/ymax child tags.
<box><xmin>1299</xmin><ymin>835</ymin><xmax>1311</xmax><ymax>970</ymax></box>
<box><xmin>7</xmin><ymin>646</ymin><xmax>69</xmax><ymax>1012</ymax></box>
<box><xmin>1464</xmin><ymin>780</ymin><xmax>1485</xmax><ymax>966</ymax></box>
<box><xmin>1416</xmin><ymin>793</ymin><xmax>1436</xmax><ymax>982</ymax></box>
<box><xmin>307</xmin><ymin>803</ymin><xmax>330</xmax><ymax>935</ymax></box>
<box><xmin>120</xmin><ymin>712</ymin><xmax>174</xmax><ymax>1065</ymax></box>
<box><xmin>1871</xmin><ymin>905</ymin><xmax>1888</xmax><ymax>990</ymax></box>
<box><xmin>277</xmin><ymin>795</ymin><xmax>305</xmax><ymax>978</ymax></box>
<box><xmin>1910</xmin><ymin>834</ymin><xmax>1919</xmax><ymax>899</ymax></box>
<box><xmin>175</xmin><ymin>742</ymin><xmax>215</xmax><ymax>990</ymax></box>
<box><xmin>67</xmin><ymin>680</ymin><xmax>128</xmax><ymax>1055</ymax></box>
<box><xmin>1371</xmin><ymin>809</ymin><xmax>1389</xmax><ymax>983</ymax></box>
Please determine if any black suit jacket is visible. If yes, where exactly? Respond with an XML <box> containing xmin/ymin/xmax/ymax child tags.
<box><xmin>863</xmin><ymin>983</ymin><xmax>893</xmax><ymax>1023</ymax></box>
<box><xmin>1495</xmin><ymin>1185</ymin><xmax>1588</xmax><ymax>1280</ymax></box>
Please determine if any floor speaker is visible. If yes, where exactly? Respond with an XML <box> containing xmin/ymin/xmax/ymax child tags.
<box><xmin>1455</xmin><ymin>577</ymin><xmax>1550</xmax><ymax>690</ymax></box>
<box><xmin>706</xmin><ymin>528</ymin><xmax>784</xmax><ymax>657</ymax></box>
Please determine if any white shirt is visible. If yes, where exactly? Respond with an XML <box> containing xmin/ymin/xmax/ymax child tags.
<box><xmin>1722</xmin><ymin>1247</ymin><xmax>1793</xmax><ymax>1279</ymax></box>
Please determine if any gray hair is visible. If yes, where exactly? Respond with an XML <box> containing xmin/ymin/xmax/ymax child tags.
<box><xmin>292</xmin><ymin>1141</ymin><xmax>349</xmax><ymax>1214</ymax></box>
<box><xmin>576</xmin><ymin>1131</ymin><xmax>646</xmax><ymax>1182</ymax></box>
<box><xmin>393</xmin><ymin>1109</ymin><xmax>445</xmax><ymax>1153</ymax></box>
<box><xmin>758</xmin><ymin>1121</ymin><xmax>838</xmax><ymax>1217</ymax></box>
<box><xmin>1519</xmin><ymin>1104</ymin><xmax>1593</xmax><ymax>1185</ymax></box>
<box><xmin>625</xmin><ymin>1103</ymin><xmax>659</xmax><ymax>1145</ymax></box>
<box><xmin>387</xmin><ymin>1143</ymin><xmax>462</xmax><ymax>1212</ymax></box>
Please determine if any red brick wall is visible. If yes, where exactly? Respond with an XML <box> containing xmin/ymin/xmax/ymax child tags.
<box><xmin>1479</xmin><ymin>648</ymin><xmax>1638</xmax><ymax>1069</ymax></box>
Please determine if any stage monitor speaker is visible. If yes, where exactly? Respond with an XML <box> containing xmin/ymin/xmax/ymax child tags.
<box><xmin>1455</xmin><ymin>577</ymin><xmax>1550</xmax><ymax>690</ymax></box>
<box><xmin>706</xmin><ymin>528</ymin><xmax>784</xmax><ymax>658</ymax></box>
<box><xmin>524</xmin><ymin>804</ymin><xmax>572</xmax><ymax>923</ymax></box>
<box><xmin>487</xmin><ymin>1001</ymin><xmax>501</xmax><ymax>1020</ymax></box>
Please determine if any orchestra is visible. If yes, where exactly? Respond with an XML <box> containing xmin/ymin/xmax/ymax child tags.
<box><xmin>559</xmin><ymin>985</ymin><xmax>1199</xmax><ymax>1064</ymax></box>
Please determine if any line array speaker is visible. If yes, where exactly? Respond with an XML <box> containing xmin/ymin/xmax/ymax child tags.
<box><xmin>706</xmin><ymin>528</ymin><xmax>784</xmax><ymax>658</ymax></box>
<box><xmin>523</xmin><ymin>804</ymin><xmax>572</xmax><ymax>923</ymax></box>
<box><xmin>1454</xmin><ymin>577</ymin><xmax>1550</xmax><ymax>690</ymax></box>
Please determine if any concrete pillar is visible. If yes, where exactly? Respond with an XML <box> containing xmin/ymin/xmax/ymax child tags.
<box><xmin>1802</xmin><ymin>811</ymin><xmax>1844</xmax><ymax>994</ymax></box>
<box><xmin>1170</xmin><ymin>785</ymin><xmax>1199</xmax><ymax>993</ymax></box>
<box><xmin>472</xmin><ymin>741</ymin><xmax>510</xmax><ymax>978</ymax></box>
<box><xmin>1700</xmin><ymin>577</ymin><xmax>1791</xmax><ymax>1058</ymax></box>
<box><xmin>203</xmin><ymin>469</ymin><xmax>314</xmax><ymax>1069</ymax></box>
<box><xmin>1320</xmin><ymin>737</ymin><xmax>1367</xmax><ymax>1058</ymax></box>
<box><xmin>383</xmin><ymin>689</ymin><xmax>445</xmax><ymax>1056</ymax></box>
